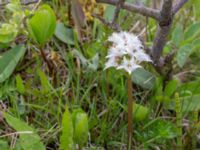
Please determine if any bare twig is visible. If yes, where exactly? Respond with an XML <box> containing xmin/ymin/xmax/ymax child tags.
<box><xmin>92</xmin><ymin>13</ymin><xmax>120</xmax><ymax>31</ymax></box>
<box><xmin>96</xmin><ymin>0</ymin><xmax>160</xmax><ymax>20</ymax></box>
<box><xmin>172</xmin><ymin>0</ymin><xmax>189</xmax><ymax>14</ymax></box>
<box><xmin>96</xmin><ymin>0</ymin><xmax>189</xmax><ymax>64</ymax></box>
<box><xmin>151</xmin><ymin>0</ymin><xmax>173</xmax><ymax>63</ymax></box>
<box><xmin>111</xmin><ymin>0</ymin><xmax>125</xmax><ymax>27</ymax></box>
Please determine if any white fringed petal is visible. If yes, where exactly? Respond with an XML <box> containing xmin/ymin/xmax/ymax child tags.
<box><xmin>105</xmin><ymin>31</ymin><xmax>152</xmax><ymax>74</ymax></box>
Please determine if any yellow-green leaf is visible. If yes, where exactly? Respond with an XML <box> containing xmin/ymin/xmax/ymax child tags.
<box><xmin>27</xmin><ymin>4</ymin><xmax>56</xmax><ymax>45</ymax></box>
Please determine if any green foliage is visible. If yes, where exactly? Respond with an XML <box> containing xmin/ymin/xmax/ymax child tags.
<box><xmin>132</xmin><ymin>103</ymin><xmax>149</xmax><ymax>121</ymax></box>
<box><xmin>60</xmin><ymin>107</ymin><xmax>88</xmax><ymax>149</ymax></box>
<box><xmin>0</xmin><ymin>140</ymin><xmax>9</xmax><ymax>150</ymax></box>
<box><xmin>164</xmin><ymin>80</ymin><xmax>200</xmax><ymax>113</ymax></box>
<box><xmin>0</xmin><ymin>0</ymin><xmax>26</xmax><ymax>44</ymax></box>
<box><xmin>172</xmin><ymin>22</ymin><xmax>200</xmax><ymax>68</ymax></box>
<box><xmin>55</xmin><ymin>22</ymin><xmax>75</xmax><ymax>45</ymax></box>
<box><xmin>27</xmin><ymin>4</ymin><xmax>56</xmax><ymax>45</ymax></box>
<box><xmin>37</xmin><ymin>69</ymin><xmax>52</xmax><ymax>94</ymax></box>
<box><xmin>136</xmin><ymin>119</ymin><xmax>177</xmax><ymax>147</ymax></box>
<box><xmin>184</xmin><ymin>22</ymin><xmax>200</xmax><ymax>40</ymax></box>
<box><xmin>132</xmin><ymin>68</ymin><xmax>156</xmax><ymax>90</ymax></box>
<box><xmin>72</xmin><ymin>109</ymin><xmax>89</xmax><ymax>147</ymax></box>
<box><xmin>172</xmin><ymin>25</ymin><xmax>183</xmax><ymax>47</ymax></box>
<box><xmin>60</xmin><ymin>106</ymin><xmax>74</xmax><ymax>150</ymax></box>
<box><xmin>164</xmin><ymin>80</ymin><xmax>179</xmax><ymax>97</ymax></box>
<box><xmin>0</xmin><ymin>45</ymin><xmax>26</xmax><ymax>83</ymax></box>
<box><xmin>0</xmin><ymin>23</ymin><xmax>18</xmax><ymax>43</ymax></box>
<box><xmin>0</xmin><ymin>0</ymin><xmax>199</xmax><ymax>149</ymax></box>
<box><xmin>174</xmin><ymin>93</ymin><xmax>182</xmax><ymax>149</ymax></box>
<box><xmin>15</xmin><ymin>75</ymin><xmax>25</xmax><ymax>94</ymax></box>
<box><xmin>104</xmin><ymin>5</ymin><xmax>115</xmax><ymax>21</ymax></box>
<box><xmin>177</xmin><ymin>45</ymin><xmax>192</xmax><ymax>68</ymax></box>
<box><xmin>4</xmin><ymin>113</ymin><xmax>45</xmax><ymax>150</ymax></box>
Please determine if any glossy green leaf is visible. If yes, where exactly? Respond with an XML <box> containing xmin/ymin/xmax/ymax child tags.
<box><xmin>4</xmin><ymin>113</ymin><xmax>45</xmax><ymax>150</ymax></box>
<box><xmin>184</xmin><ymin>22</ymin><xmax>200</xmax><ymax>40</ymax></box>
<box><xmin>54</xmin><ymin>22</ymin><xmax>74</xmax><ymax>45</ymax></box>
<box><xmin>59</xmin><ymin>106</ymin><xmax>74</xmax><ymax>150</ymax></box>
<box><xmin>72</xmin><ymin>109</ymin><xmax>89</xmax><ymax>147</ymax></box>
<box><xmin>132</xmin><ymin>68</ymin><xmax>156</xmax><ymax>90</ymax></box>
<box><xmin>27</xmin><ymin>4</ymin><xmax>56</xmax><ymax>45</ymax></box>
<box><xmin>0</xmin><ymin>45</ymin><xmax>26</xmax><ymax>83</ymax></box>
<box><xmin>172</xmin><ymin>25</ymin><xmax>183</xmax><ymax>47</ymax></box>
<box><xmin>176</xmin><ymin>44</ymin><xmax>192</xmax><ymax>68</ymax></box>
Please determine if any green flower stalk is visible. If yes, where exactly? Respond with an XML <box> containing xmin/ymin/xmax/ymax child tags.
<box><xmin>175</xmin><ymin>92</ymin><xmax>182</xmax><ymax>150</ymax></box>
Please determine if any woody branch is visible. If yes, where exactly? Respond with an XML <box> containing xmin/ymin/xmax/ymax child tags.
<box><xmin>96</xmin><ymin>0</ymin><xmax>189</xmax><ymax>63</ymax></box>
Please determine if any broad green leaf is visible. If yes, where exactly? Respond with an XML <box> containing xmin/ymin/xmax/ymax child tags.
<box><xmin>164</xmin><ymin>80</ymin><xmax>179</xmax><ymax>97</ymax></box>
<box><xmin>27</xmin><ymin>4</ymin><xmax>56</xmax><ymax>45</ymax></box>
<box><xmin>192</xmin><ymin>38</ymin><xmax>200</xmax><ymax>51</ymax></box>
<box><xmin>151</xmin><ymin>77</ymin><xmax>172</xmax><ymax>103</ymax></box>
<box><xmin>104</xmin><ymin>5</ymin><xmax>115</xmax><ymax>21</ymax></box>
<box><xmin>59</xmin><ymin>106</ymin><xmax>74</xmax><ymax>150</ymax></box>
<box><xmin>16</xmin><ymin>75</ymin><xmax>25</xmax><ymax>94</ymax></box>
<box><xmin>176</xmin><ymin>44</ymin><xmax>192</xmax><ymax>68</ymax></box>
<box><xmin>167</xmin><ymin>94</ymin><xmax>200</xmax><ymax>113</ymax></box>
<box><xmin>132</xmin><ymin>68</ymin><xmax>156</xmax><ymax>90</ymax></box>
<box><xmin>4</xmin><ymin>113</ymin><xmax>45</xmax><ymax>150</ymax></box>
<box><xmin>172</xmin><ymin>25</ymin><xmax>183</xmax><ymax>47</ymax></box>
<box><xmin>72</xmin><ymin>109</ymin><xmax>89</xmax><ymax>147</ymax></box>
<box><xmin>54</xmin><ymin>22</ymin><xmax>74</xmax><ymax>45</ymax></box>
<box><xmin>184</xmin><ymin>22</ymin><xmax>200</xmax><ymax>40</ymax></box>
<box><xmin>178</xmin><ymin>80</ymin><xmax>200</xmax><ymax>95</ymax></box>
<box><xmin>0</xmin><ymin>140</ymin><xmax>9</xmax><ymax>150</ymax></box>
<box><xmin>132</xmin><ymin>103</ymin><xmax>149</xmax><ymax>121</ymax></box>
<box><xmin>0</xmin><ymin>45</ymin><xmax>26</xmax><ymax>83</ymax></box>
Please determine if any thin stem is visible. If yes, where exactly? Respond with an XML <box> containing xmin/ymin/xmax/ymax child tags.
<box><xmin>127</xmin><ymin>74</ymin><xmax>133</xmax><ymax>149</ymax></box>
<box><xmin>40</xmin><ymin>47</ymin><xmax>53</xmax><ymax>74</ymax></box>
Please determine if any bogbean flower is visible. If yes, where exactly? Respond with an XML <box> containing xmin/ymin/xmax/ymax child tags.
<box><xmin>105</xmin><ymin>31</ymin><xmax>152</xmax><ymax>74</ymax></box>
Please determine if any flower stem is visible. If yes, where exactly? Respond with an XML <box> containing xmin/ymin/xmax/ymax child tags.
<box><xmin>127</xmin><ymin>74</ymin><xmax>133</xmax><ymax>149</ymax></box>
<box><xmin>175</xmin><ymin>92</ymin><xmax>182</xmax><ymax>150</ymax></box>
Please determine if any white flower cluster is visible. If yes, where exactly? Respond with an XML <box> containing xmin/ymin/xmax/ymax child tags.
<box><xmin>105</xmin><ymin>31</ymin><xmax>152</xmax><ymax>74</ymax></box>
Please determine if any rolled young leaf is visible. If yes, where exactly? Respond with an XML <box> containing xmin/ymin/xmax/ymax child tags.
<box><xmin>72</xmin><ymin>109</ymin><xmax>89</xmax><ymax>147</ymax></box>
